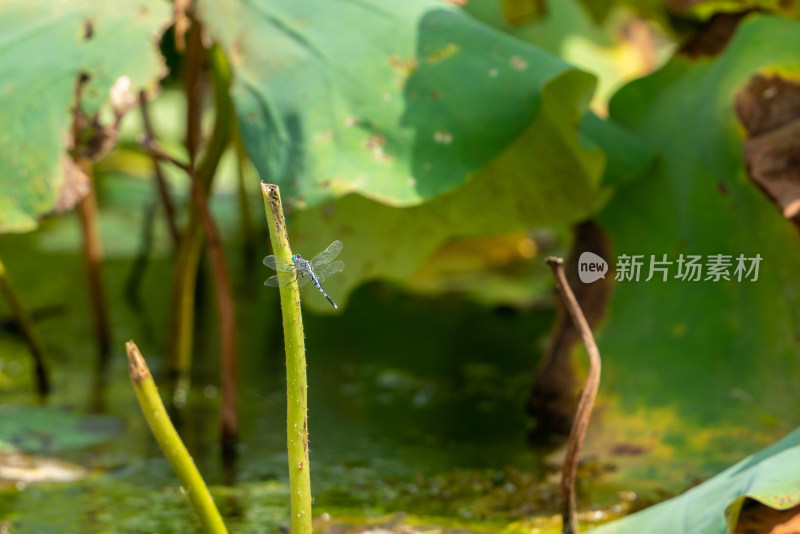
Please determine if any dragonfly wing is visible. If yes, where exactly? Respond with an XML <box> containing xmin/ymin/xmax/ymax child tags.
<box><xmin>264</xmin><ymin>274</ymin><xmax>282</xmax><ymax>287</ymax></box>
<box><xmin>311</xmin><ymin>240</ymin><xmax>343</xmax><ymax>266</ymax></box>
<box><xmin>294</xmin><ymin>271</ymin><xmax>311</xmax><ymax>287</ymax></box>
<box><xmin>263</xmin><ymin>255</ymin><xmax>296</xmax><ymax>272</ymax></box>
<box><xmin>268</xmin><ymin>272</ymin><xmax>309</xmax><ymax>287</ymax></box>
<box><xmin>313</xmin><ymin>261</ymin><xmax>344</xmax><ymax>283</ymax></box>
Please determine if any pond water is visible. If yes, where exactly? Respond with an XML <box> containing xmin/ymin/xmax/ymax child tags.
<box><xmin>0</xmin><ymin>189</ymin><xmax>622</xmax><ymax>533</ymax></box>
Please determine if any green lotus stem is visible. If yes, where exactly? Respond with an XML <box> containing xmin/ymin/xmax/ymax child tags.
<box><xmin>0</xmin><ymin>257</ymin><xmax>51</xmax><ymax>396</ymax></box>
<box><xmin>234</xmin><ymin>126</ymin><xmax>256</xmax><ymax>256</ymax></box>
<box><xmin>196</xmin><ymin>44</ymin><xmax>233</xmax><ymax>186</ymax></box>
<box><xmin>125</xmin><ymin>341</ymin><xmax>228</xmax><ymax>534</ymax></box>
<box><xmin>261</xmin><ymin>182</ymin><xmax>312</xmax><ymax>534</ymax></box>
<box><xmin>168</xmin><ymin>220</ymin><xmax>203</xmax><ymax>383</ymax></box>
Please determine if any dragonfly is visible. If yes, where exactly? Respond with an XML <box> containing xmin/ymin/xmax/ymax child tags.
<box><xmin>263</xmin><ymin>240</ymin><xmax>345</xmax><ymax>309</ymax></box>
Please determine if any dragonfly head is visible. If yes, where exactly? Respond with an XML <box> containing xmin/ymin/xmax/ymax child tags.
<box><xmin>292</xmin><ymin>254</ymin><xmax>303</xmax><ymax>262</ymax></box>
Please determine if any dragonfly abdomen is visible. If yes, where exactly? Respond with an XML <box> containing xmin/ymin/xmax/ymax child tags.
<box><xmin>308</xmin><ymin>268</ymin><xmax>337</xmax><ymax>309</ymax></box>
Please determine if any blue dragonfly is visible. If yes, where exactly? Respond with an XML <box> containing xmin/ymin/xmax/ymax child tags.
<box><xmin>263</xmin><ymin>240</ymin><xmax>344</xmax><ymax>309</ymax></box>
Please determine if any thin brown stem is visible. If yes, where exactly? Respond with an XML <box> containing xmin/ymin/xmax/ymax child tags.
<box><xmin>72</xmin><ymin>73</ymin><xmax>111</xmax><ymax>363</ymax></box>
<box><xmin>545</xmin><ymin>256</ymin><xmax>602</xmax><ymax>534</ymax></box>
<box><xmin>142</xmin><ymin>139</ymin><xmax>192</xmax><ymax>173</ymax></box>
<box><xmin>191</xmin><ymin>170</ymin><xmax>239</xmax><ymax>451</ymax></box>
<box><xmin>139</xmin><ymin>91</ymin><xmax>181</xmax><ymax>246</ymax></box>
<box><xmin>173</xmin><ymin>0</ymin><xmax>191</xmax><ymax>52</ymax></box>
<box><xmin>183</xmin><ymin>15</ymin><xmax>204</xmax><ymax>170</ymax></box>
<box><xmin>0</xmin><ymin>258</ymin><xmax>51</xmax><ymax>396</ymax></box>
<box><xmin>77</xmin><ymin>163</ymin><xmax>111</xmax><ymax>362</ymax></box>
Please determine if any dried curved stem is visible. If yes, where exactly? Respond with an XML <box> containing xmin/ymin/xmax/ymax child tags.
<box><xmin>545</xmin><ymin>256</ymin><xmax>602</xmax><ymax>534</ymax></box>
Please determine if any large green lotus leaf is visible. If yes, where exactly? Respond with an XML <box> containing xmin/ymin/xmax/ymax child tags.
<box><xmin>198</xmin><ymin>0</ymin><xmax>606</xmax><ymax>209</ymax></box>
<box><xmin>580</xmin><ymin>112</ymin><xmax>655</xmax><ymax>188</ymax></box>
<box><xmin>0</xmin><ymin>0</ymin><xmax>169</xmax><ymax>233</ymax></box>
<box><xmin>463</xmin><ymin>0</ymin><xmax>676</xmax><ymax>107</ymax></box>
<box><xmin>537</xmin><ymin>0</ymin><xmax>800</xmax><ymax>25</ymax></box>
<box><xmin>672</xmin><ymin>0</ymin><xmax>800</xmax><ymax>21</ymax></box>
<box><xmin>586</xmin><ymin>13</ymin><xmax>800</xmax><ymax>490</ymax></box>
<box><xmin>465</xmin><ymin>0</ymin><xmax>618</xmax><ymax>52</ymax></box>
<box><xmin>591</xmin><ymin>426</ymin><xmax>800</xmax><ymax>533</ymax></box>
<box><xmin>280</xmin><ymin>70</ymin><xmax>615</xmax><ymax>311</ymax></box>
